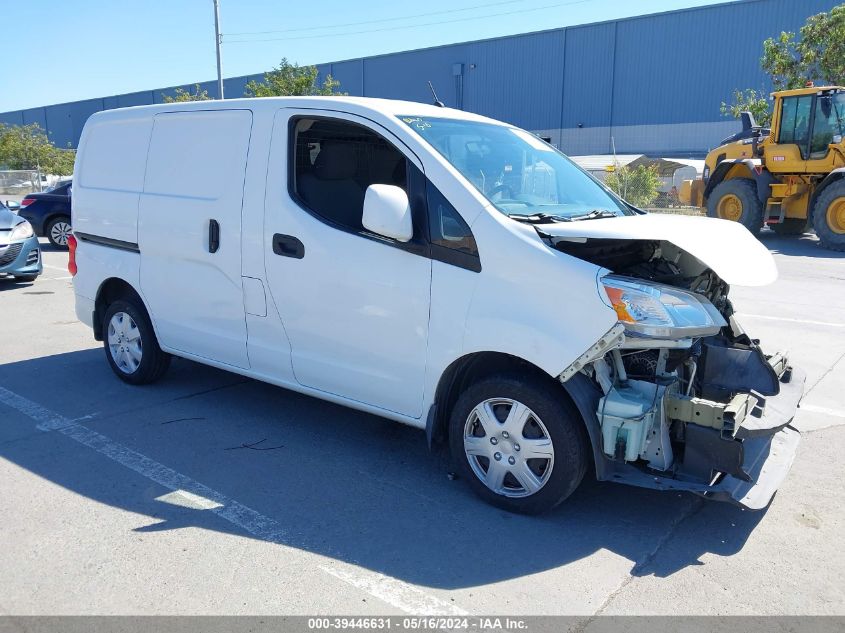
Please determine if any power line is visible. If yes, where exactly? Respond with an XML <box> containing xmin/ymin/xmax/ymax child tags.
<box><xmin>224</xmin><ymin>0</ymin><xmax>589</xmax><ymax>44</ymax></box>
<box><xmin>225</xmin><ymin>0</ymin><xmax>525</xmax><ymax>36</ymax></box>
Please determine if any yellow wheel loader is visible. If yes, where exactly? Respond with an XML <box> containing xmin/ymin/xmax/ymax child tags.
<box><xmin>696</xmin><ymin>85</ymin><xmax>845</xmax><ymax>250</ymax></box>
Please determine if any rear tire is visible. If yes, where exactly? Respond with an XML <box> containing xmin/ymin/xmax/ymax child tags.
<box><xmin>707</xmin><ymin>178</ymin><xmax>763</xmax><ymax>236</ymax></box>
<box><xmin>46</xmin><ymin>216</ymin><xmax>72</xmax><ymax>249</ymax></box>
<box><xmin>102</xmin><ymin>298</ymin><xmax>170</xmax><ymax>385</ymax></box>
<box><xmin>813</xmin><ymin>180</ymin><xmax>845</xmax><ymax>251</ymax></box>
<box><xmin>770</xmin><ymin>217</ymin><xmax>809</xmax><ymax>236</ymax></box>
<box><xmin>448</xmin><ymin>373</ymin><xmax>588</xmax><ymax>515</ymax></box>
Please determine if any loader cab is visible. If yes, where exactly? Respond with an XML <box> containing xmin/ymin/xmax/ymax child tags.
<box><xmin>768</xmin><ymin>86</ymin><xmax>845</xmax><ymax>169</ymax></box>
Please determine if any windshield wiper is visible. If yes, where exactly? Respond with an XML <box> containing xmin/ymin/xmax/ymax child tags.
<box><xmin>507</xmin><ymin>212</ymin><xmax>571</xmax><ymax>224</ymax></box>
<box><xmin>568</xmin><ymin>209</ymin><xmax>619</xmax><ymax>221</ymax></box>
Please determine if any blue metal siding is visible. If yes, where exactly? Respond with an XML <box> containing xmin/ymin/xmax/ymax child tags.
<box><xmin>2</xmin><ymin>0</ymin><xmax>842</xmax><ymax>154</ymax></box>
<box><xmin>44</xmin><ymin>105</ymin><xmax>76</xmax><ymax>149</ymax></box>
<box><xmin>0</xmin><ymin>111</ymin><xmax>24</xmax><ymax>127</ymax></box>
<box><xmin>561</xmin><ymin>22</ymin><xmax>615</xmax><ymax>129</ymax></box>
<box><xmin>21</xmin><ymin>108</ymin><xmax>47</xmax><ymax>129</ymax></box>
<box><xmin>320</xmin><ymin>60</ymin><xmax>364</xmax><ymax>96</ymax></box>
<box><xmin>464</xmin><ymin>30</ymin><xmax>566</xmax><ymax>130</ymax></box>
<box><xmin>612</xmin><ymin>0</ymin><xmax>839</xmax><ymax>126</ymax></box>
<box><xmin>363</xmin><ymin>43</ymin><xmax>468</xmax><ymax>107</ymax></box>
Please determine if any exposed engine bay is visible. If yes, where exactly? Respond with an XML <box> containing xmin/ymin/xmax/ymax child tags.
<box><xmin>547</xmin><ymin>234</ymin><xmax>805</xmax><ymax>510</ymax></box>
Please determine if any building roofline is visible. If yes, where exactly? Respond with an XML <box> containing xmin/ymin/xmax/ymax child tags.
<box><xmin>1</xmin><ymin>0</ymin><xmax>778</xmax><ymax>115</ymax></box>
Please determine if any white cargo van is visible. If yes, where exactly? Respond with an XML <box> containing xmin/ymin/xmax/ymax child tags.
<box><xmin>70</xmin><ymin>97</ymin><xmax>804</xmax><ymax>514</ymax></box>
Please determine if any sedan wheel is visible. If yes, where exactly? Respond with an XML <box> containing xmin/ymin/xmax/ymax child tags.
<box><xmin>107</xmin><ymin>311</ymin><xmax>143</xmax><ymax>374</ymax></box>
<box><xmin>48</xmin><ymin>219</ymin><xmax>72</xmax><ymax>247</ymax></box>
<box><xmin>463</xmin><ymin>398</ymin><xmax>555</xmax><ymax>498</ymax></box>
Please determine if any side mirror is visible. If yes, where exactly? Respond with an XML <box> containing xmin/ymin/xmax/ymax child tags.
<box><xmin>362</xmin><ymin>184</ymin><xmax>413</xmax><ymax>242</ymax></box>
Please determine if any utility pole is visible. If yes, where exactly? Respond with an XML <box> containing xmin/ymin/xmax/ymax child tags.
<box><xmin>213</xmin><ymin>0</ymin><xmax>224</xmax><ymax>99</ymax></box>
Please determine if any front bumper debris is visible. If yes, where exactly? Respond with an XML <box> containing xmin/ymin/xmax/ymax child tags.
<box><xmin>604</xmin><ymin>366</ymin><xmax>805</xmax><ymax>510</ymax></box>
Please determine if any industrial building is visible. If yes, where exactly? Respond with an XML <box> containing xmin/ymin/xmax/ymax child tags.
<box><xmin>0</xmin><ymin>0</ymin><xmax>839</xmax><ymax>157</ymax></box>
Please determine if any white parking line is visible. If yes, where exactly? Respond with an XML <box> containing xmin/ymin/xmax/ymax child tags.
<box><xmin>800</xmin><ymin>403</ymin><xmax>845</xmax><ymax>419</ymax></box>
<box><xmin>321</xmin><ymin>565</ymin><xmax>469</xmax><ymax>616</ymax></box>
<box><xmin>736</xmin><ymin>313</ymin><xmax>845</xmax><ymax>328</ymax></box>
<box><xmin>0</xmin><ymin>385</ymin><xmax>465</xmax><ymax>615</ymax></box>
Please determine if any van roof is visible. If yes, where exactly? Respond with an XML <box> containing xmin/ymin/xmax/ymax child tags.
<box><xmin>87</xmin><ymin>95</ymin><xmax>503</xmax><ymax>126</ymax></box>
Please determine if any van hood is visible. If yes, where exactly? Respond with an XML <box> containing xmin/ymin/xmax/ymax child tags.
<box><xmin>537</xmin><ymin>213</ymin><xmax>777</xmax><ymax>286</ymax></box>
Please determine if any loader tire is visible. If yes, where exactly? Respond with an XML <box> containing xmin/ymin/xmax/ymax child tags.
<box><xmin>813</xmin><ymin>180</ymin><xmax>845</xmax><ymax>252</ymax></box>
<box><xmin>707</xmin><ymin>178</ymin><xmax>763</xmax><ymax>236</ymax></box>
<box><xmin>771</xmin><ymin>218</ymin><xmax>809</xmax><ymax>236</ymax></box>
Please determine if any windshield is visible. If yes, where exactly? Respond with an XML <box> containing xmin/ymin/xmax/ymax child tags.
<box><xmin>399</xmin><ymin>116</ymin><xmax>631</xmax><ymax>219</ymax></box>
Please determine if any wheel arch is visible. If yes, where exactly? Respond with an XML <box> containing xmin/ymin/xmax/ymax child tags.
<box><xmin>811</xmin><ymin>168</ymin><xmax>845</xmax><ymax>211</ymax></box>
<box><xmin>704</xmin><ymin>159</ymin><xmax>776</xmax><ymax>205</ymax></box>
<box><xmin>93</xmin><ymin>277</ymin><xmax>149</xmax><ymax>342</ymax></box>
<box><xmin>426</xmin><ymin>351</ymin><xmax>606</xmax><ymax>479</ymax></box>
<box><xmin>44</xmin><ymin>208</ymin><xmax>72</xmax><ymax>229</ymax></box>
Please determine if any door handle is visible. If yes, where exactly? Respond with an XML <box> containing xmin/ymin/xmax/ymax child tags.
<box><xmin>272</xmin><ymin>233</ymin><xmax>305</xmax><ymax>259</ymax></box>
<box><xmin>209</xmin><ymin>219</ymin><xmax>220</xmax><ymax>253</ymax></box>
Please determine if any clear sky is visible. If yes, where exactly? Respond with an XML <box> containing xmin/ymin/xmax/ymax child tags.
<box><xmin>1</xmin><ymin>0</ymin><xmax>737</xmax><ymax>112</ymax></box>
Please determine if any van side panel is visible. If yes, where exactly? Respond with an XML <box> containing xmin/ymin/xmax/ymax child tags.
<box><xmin>73</xmin><ymin>115</ymin><xmax>153</xmax><ymax>244</ymax></box>
<box><xmin>138</xmin><ymin>109</ymin><xmax>252</xmax><ymax>369</ymax></box>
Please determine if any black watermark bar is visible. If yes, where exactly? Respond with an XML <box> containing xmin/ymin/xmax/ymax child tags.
<box><xmin>0</xmin><ymin>617</ymin><xmax>843</xmax><ymax>633</ymax></box>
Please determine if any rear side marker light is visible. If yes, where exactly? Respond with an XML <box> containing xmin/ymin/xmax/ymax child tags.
<box><xmin>20</xmin><ymin>198</ymin><xmax>35</xmax><ymax>207</ymax></box>
<box><xmin>67</xmin><ymin>233</ymin><xmax>78</xmax><ymax>276</ymax></box>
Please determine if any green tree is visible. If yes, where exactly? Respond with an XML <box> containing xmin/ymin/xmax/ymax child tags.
<box><xmin>604</xmin><ymin>164</ymin><xmax>662</xmax><ymax>208</ymax></box>
<box><xmin>762</xmin><ymin>4</ymin><xmax>845</xmax><ymax>90</ymax></box>
<box><xmin>720</xmin><ymin>88</ymin><xmax>772</xmax><ymax>127</ymax></box>
<box><xmin>162</xmin><ymin>84</ymin><xmax>211</xmax><ymax>103</ymax></box>
<box><xmin>0</xmin><ymin>123</ymin><xmax>76</xmax><ymax>175</ymax></box>
<box><xmin>722</xmin><ymin>4</ymin><xmax>845</xmax><ymax>125</ymax></box>
<box><xmin>245</xmin><ymin>58</ymin><xmax>344</xmax><ymax>97</ymax></box>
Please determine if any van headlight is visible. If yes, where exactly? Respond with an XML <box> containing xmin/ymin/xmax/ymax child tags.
<box><xmin>9</xmin><ymin>220</ymin><xmax>34</xmax><ymax>241</ymax></box>
<box><xmin>600</xmin><ymin>275</ymin><xmax>727</xmax><ymax>339</ymax></box>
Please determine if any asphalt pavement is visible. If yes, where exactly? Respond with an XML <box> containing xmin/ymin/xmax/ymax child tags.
<box><xmin>0</xmin><ymin>234</ymin><xmax>843</xmax><ymax>616</ymax></box>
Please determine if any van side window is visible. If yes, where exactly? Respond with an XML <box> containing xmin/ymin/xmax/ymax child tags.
<box><xmin>291</xmin><ymin>118</ymin><xmax>408</xmax><ymax>232</ymax></box>
<box><xmin>427</xmin><ymin>185</ymin><xmax>478</xmax><ymax>256</ymax></box>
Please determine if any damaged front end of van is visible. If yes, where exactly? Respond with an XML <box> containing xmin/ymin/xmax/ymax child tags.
<box><xmin>545</xmin><ymin>214</ymin><xmax>804</xmax><ymax>510</ymax></box>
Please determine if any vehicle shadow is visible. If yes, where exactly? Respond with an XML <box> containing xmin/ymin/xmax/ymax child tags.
<box><xmin>0</xmin><ymin>275</ymin><xmax>35</xmax><ymax>290</ymax></box>
<box><xmin>759</xmin><ymin>231</ymin><xmax>845</xmax><ymax>258</ymax></box>
<box><xmin>0</xmin><ymin>349</ymin><xmax>766</xmax><ymax>589</ymax></box>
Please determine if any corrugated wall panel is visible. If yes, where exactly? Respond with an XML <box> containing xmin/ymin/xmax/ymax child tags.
<box><xmin>2</xmin><ymin>0</ymin><xmax>842</xmax><ymax>153</ymax></box>
<box><xmin>321</xmin><ymin>60</ymin><xmax>364</xmax><ymax>96</ymax></box>
<box><xmin>559</xmin><ymin>22</ymin><xmax>616</xmax><ymax>154</ymax></box>
<box><xmin>116</xmin><ymin>91</ymin><xmax>155</xmax><ymax>108</ymax></box>
<box><xmin>21</xmin><ymin>108</ymin><xmax>47</xmax><ymax>129</ymax></box>
<box><xmin>464</xmin><ymin>30</ymin><xmax>566</xmax><ymax>131</ymax></box>
<box><xmin>611</xmin><ymin>0</ymin><xmax>839</xmax><ymax>127</ymax></box>
<box><xmin>363</xmin><ymin>43</ymin><xmax>468</xmax><ymax>108</ymax></box>
<box><xmin>223</xmin><ymin>73</ymin><xmax>263</xmax><ymax>99</ymax></box>
<box><xmin>0</xmin><ymin>111</ymin><xmax>24</xmax><ymax>127</ymax></box>
<box><xmin>44</xmin><ymin>105</ymin><xmax>76</xmax><ymax>149</ymax></box>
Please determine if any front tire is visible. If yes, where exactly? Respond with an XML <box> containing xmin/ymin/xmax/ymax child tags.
<box><xmin>707</xmin><ymin>178</ymin><xmax>763</xmax><ymax>236</ymax></box>
<box><xmin>813</xmin><ymin>180</ymin><xmax>845</xmax><ymax>251</ymax></box>
<box><xmin>448</xmin><ymin>374</ymin><xmax>588</xmax><ymax>514</ymax></box>
<box><xmin>46</xmin><ymin>216</ymin><xmax>72</xmax><ymax>248</ymax></box>
<box><xmin>102</xmin><ymin>298</ymin><xmax>170</xmax><ymax>384</ymax></box>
